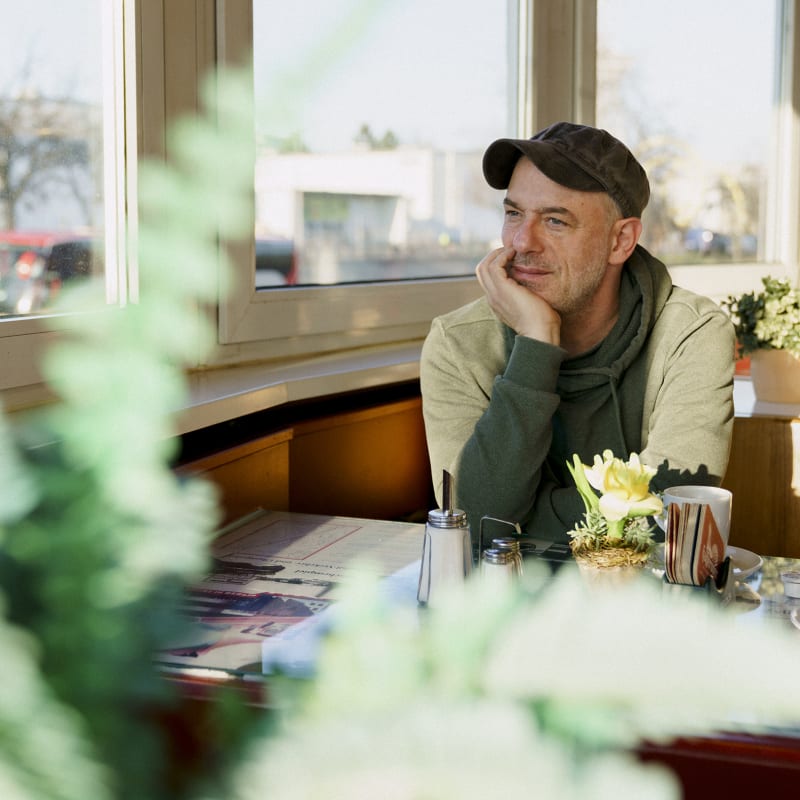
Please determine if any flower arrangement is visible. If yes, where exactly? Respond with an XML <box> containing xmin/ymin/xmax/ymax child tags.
<box><xmin>721</xmin><ymin>275</ymin><xmax>800</xmax><ymax>359</ymax></box>
<box><xmin>566</xmin><ymin>450</ymin><xmax>662</xmax><ymax>569</ymax></box>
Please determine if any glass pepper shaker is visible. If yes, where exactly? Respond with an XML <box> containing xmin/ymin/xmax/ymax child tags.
<box><xmin>491</xmin><ymin>536</ymin><xmax>523</xmax><ymax>577</ymax></box>
<box><xmin>480</xmin><ymin>547</ymin><xmax>516</xmax><ymax>587</ymax></box>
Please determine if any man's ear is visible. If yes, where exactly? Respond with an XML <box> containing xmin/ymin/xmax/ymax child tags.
<box><xmin>609</xmin><ymin>217</ymin><xmax>643</xmax><ymax>266</ymax></box>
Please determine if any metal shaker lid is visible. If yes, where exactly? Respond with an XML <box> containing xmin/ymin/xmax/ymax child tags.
<box><xmin>427</xmin><ymin>507</ymin><xmax>468</xmax><ymax>528</ymax></box>
<box><xmin>481</xmin><ymin>548</ymin><xmax>514</xmax><ymax>565</ymax></box>
<box><xmin>492</xmin><ymin>537</ymin><xmax>521</xmax><ymax>552</ymax></box>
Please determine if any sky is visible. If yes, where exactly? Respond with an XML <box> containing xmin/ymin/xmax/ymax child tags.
<box><xmin>596</xmin><ymin>0</ymin><xmax>776</xmax><ymax>168</ymax></box>
<box><xmin>0</xmin><ymin>0</ymin><xmax>102</xmax><ymax>103</ymax></box>
<box><xmin>0</xmin><ymin>1</ymin><xmax>779</xmax><ymax>176</ymax></box>
<box><xmin>250</xmin><ymin>0</ymin><xmax>777</xmax><ymax>166</ymax></box>
<box><xmin>253</xmin><ymin>0</ymin><xmax>510</xmax><ymax>152</ymax></box>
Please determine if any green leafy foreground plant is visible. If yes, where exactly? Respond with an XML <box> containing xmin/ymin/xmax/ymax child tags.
<box><xmin>0</xmin><ymin>68</ymin><xmax>256</xmax><ymax>800</ymax></box>
<box><xmin>220</xmin><ymin>567</ymin><xmax>800</xmax><ymax>800</ymax></box>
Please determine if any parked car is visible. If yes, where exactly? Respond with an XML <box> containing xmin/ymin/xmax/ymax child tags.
<box><xmin>255</xmin><ymin>237</ymin><xmax>298</xmax><ymax>287</ymax></box>
<box><xmin>0</xmin><ymin>231</ymin><xmax>102</xmax><ymax>315</ymax></box>
<box><xmin>683</xmin><ymin>227</ymin><xmax>731</xmax><ymax>256</ymax></box>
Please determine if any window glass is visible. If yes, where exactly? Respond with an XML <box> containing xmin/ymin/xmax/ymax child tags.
<box><xmin>596</xmin><ymin>0</ymin><xmax>777</xmax><ymax>266</ymax></box>
<box><xmin>252</xmin><ymin>0</ymin><xmax>512</xmax><ymax>289</ymax></box>
<box><xmin>0</xmin><ymin>0</ymin><xmax>108</xmax><ymax>319</ymax></box>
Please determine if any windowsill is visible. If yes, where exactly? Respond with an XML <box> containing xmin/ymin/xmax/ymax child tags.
<box><xmin>3</xmin><ymin>340</ymin><xmax>424</xmax><ymax>434</ymax></box>
<box><xmin>7</xmin><ymin>349</ymin><xmax>785</xmax><ymax>439</ymax></box>
<box><xmin>177</xmin><ymin>341</ymin><xmax>424</xmax><ymax>435</ymax></box>
<box><xmin>181</xmin><ymin>361</ymin><xmax>795</xmax><ymax>433</ymax></box>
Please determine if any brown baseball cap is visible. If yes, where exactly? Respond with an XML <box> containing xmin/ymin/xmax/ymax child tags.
<box><xmin>482</xmin><ymin>121</ymin><xmax>650</xmax><ymax>219</ymax></box>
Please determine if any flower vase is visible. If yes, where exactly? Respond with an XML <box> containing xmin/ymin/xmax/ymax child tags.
<box><xmin>572</xmin><ymin>546</ymin><xmax>650</xmax><ymax>588</ymax></box>
<box><xmin>750</xmin><ymin>349</ymin><xmax>800</xmax><ymax>404</ymax></box>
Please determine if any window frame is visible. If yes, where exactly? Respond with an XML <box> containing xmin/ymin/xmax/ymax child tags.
<box><xmin>0</xmin><ymin>0</ymin><xmax>133</xmax><ymax>393</ymax></box>
<box><xmin>206</xmin><ymin>0</ymin><xmax>599</xmax><ymax>364</ymax></box>
<box><xmin>211</xmin><ymin>0</ymin><xmax>499</xmax><ymax>362</ymax></box>
<box><xmin>4</xmin><ymin>0</ymin><xmax>800</xmax><ymax>396</ymax></box>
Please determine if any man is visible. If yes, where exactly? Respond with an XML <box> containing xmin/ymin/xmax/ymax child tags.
<box><xmin>420</xmin><ymin>122</ymin><xmax>734</xmax><ymax>545</ymax></box>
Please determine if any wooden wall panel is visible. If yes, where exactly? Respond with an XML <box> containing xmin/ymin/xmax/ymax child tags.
<box><xmin>177</xmin><ymin>430</ymin><xmax>291</xmax><ymax>527</ymax></box>
<box><xmin>289</xmin><ymin>397</ymin><xmax>432</xmax><ymax>521</ymax></box>
<box><xmin>178</xmin><ymin>389</ymin><xmax>800</xmax><ymax>559</ymax></box>
<box><xmin>177</xmin><ymin>395</ymin><xmax>433</xmax><ymax>527</ymax></box>
<box><xmin>722</xmin><ymin>416</ymin><xmax>800</xmax><ymax>557</ymax></box>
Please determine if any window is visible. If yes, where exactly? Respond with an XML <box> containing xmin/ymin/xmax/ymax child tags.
<box><xmin>0</xmin><ymin>1</ymin><xmax>122</xmax><ymax>320</ymax></box>
<box><xmin>0</xmin><ymin>0</ymin><xmax>128</xmax><ymax>391</ymax></box>
<box><xmin>252</xmin><ymin>0</ymin><xmax>511</xmax><ymax>289</ymax></box>
<box><xmin>215</xmin><ymin>0</ymin><xmax>515</xmax><ymax>356</ymax></box>
<box><xmin>5</xmin><ymin>1</ymin><xmax>800</xmax><ymax>399</ymax></box>
<box><xmin>595</xmin><ymin>0</ymin><xmax>792</xmax><ymax>299</ymax></box>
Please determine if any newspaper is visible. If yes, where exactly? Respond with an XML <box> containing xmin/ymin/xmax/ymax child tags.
<box><xmin>154</xmin><ymin>510</ymin><xmax>425</xmax><ymax>674</ymax></box>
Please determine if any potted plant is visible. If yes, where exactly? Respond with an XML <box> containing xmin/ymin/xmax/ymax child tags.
<box><xmin>722</xmin><ymin>276</ymin><xmax>800</xmax><ymax>402</ymax></box>
<box><xmin>566</xmin><ymin>450</ymin><xmax>662</xmax><ymax>581</ymax></box>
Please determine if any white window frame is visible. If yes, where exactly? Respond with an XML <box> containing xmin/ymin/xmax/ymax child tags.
<box><xmin>207</xmin><ymin>0</ymin><xmax>587</xmax><ymax>365</ymax></box>
<box><xmin>210</xmin><ymin>0</ymin><xmax>493</xmax><ymax>365</ymax></box>
<box><xmin>1</xmin><ymin>0</ymin><xmax>133</xmax><ymax>394</ymax></box>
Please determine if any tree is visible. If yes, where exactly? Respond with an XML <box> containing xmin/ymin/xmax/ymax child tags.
<box><xmin>0</xmin><ymin>91</ymin><xmax>96</xmax><ymax>229</ymax></box>
<box><xmin>276</xmin><ymin>131</ymin><xmax>310</xmax><ymax>153</ymax></box>
<box><xmin>353</xmin><ymin>123</ymin><xmax>399</xmax><ymax>150</ymax></box>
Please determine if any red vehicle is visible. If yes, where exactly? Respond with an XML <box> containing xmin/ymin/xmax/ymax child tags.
<box><xmin>255</xmin><ymin>237</ymin><xmax>298</xmax><ymax>287</ymax></box>
<box><xmin>0</xmin><ymin>231</ymin><xmax>102</xmax><ymax>315</ymax></box>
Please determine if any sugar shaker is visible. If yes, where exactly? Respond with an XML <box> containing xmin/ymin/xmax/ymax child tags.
<box><xmin>417</xmin><ymin>469</ymin><xmax>473</xmax><ymax>606</ymax></box>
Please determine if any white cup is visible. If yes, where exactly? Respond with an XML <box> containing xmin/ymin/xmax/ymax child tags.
<box><xmin>659</xmin><ymin>485</ymin><xmax>732</xmax><ymax>547</ymax></box>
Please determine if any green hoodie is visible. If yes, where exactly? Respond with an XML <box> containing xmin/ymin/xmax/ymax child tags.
<box><xmin>420</xmin><ymin>246</ymin><xmax>735</xmax><ymax>545</ymax></box>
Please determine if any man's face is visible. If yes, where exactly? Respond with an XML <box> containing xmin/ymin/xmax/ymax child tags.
<box><xmin>501</xmin><ymin>158</ymin><xmax>621</xmax><ymax>316</ymax></box>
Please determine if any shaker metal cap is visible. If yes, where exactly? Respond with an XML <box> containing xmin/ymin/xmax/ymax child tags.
<box><xmin>427</xmin><ymin>507</ymin><xmax>467</xmax><ymax>528</ymax></box>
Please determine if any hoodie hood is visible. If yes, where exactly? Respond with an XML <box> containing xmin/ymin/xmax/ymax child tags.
<box><xmin>519</xmin><ymin>245</ymin><xmax>673</xmax><ymax>463</ymax></box>
<box><xmin>559</xmin><ymin>245</ymin><xmax>672</xmax><ymax>392</ymax></box>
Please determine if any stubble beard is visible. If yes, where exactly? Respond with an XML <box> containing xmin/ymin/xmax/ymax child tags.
<box><xmin>512</xmin><ymin>256</ymin><xmax>609</xmax><ymax>319</ymax></box>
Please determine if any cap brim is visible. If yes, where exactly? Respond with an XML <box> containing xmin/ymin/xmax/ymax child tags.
<box><xmin>482</xmin><ymin>138</ymin><xmax>607</xmax><ymax>194</ymax></box>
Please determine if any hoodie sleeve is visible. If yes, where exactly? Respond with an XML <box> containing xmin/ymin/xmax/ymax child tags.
<box><xmin>420</xmin><ymin>315</ymin><xmax>567</xmax><ymax>540</ymax></box>
<box><xmin>639</xmin><ymin>299</ymin><xmax>735</xmax><ymax>490</ymax></box>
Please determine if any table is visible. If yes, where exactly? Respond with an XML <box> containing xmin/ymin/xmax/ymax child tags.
<box><xmin>155</xmin><ymin>510</ymin><xmax>800</xmax><ymax>676</ymax></box>
<box><xmin>156</xmin><ymin>510</ymin><xmax>800</xmax><ymax>799</ymax></box>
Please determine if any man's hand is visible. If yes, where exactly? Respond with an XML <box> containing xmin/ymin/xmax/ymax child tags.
<box><xmin>475</xmin><ymin>247</ymin><xmax>561</xmax><ymax>345</ymax></box>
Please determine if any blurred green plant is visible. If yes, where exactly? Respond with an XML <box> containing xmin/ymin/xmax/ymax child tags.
<box><xmin>0</xmin><ymin>67</ymin><xmax>257</xmax><ymax>800</ymax></box>
<box><xmin>3</xmin><ymin>55</ymin><xmax>800</xmax><ymax>800</ymax></box>
<box><xmin>224</xmin><ymin>566</ymin><xmax>800</xmax><ymax>800</ymax></box>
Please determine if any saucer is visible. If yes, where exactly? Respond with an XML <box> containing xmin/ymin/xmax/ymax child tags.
<box><xmin>726</xmin><ymin>546</ymin><xmax>763</xmax><ymax>580</ymax></box>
